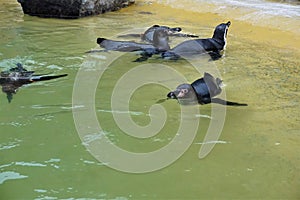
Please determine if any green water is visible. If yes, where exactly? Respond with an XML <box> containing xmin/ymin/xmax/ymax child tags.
<box><xmin>1</xmin><ymin>0</ymin><xmax>300</xmax><ymax>199</ymax></box>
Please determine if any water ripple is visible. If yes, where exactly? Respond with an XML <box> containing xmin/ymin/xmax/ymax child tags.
<box><xmin>195</xmin><ymin>140</ymin><xmax>230</xmax><ymax>144</ymax></box>
<box><xmin>0</xmin><ymin>139</ymin><xmax>22</xmax><ymax>151</ymax></box>
<box><xmin>15</xmin><ymin>161</ymin><xmax>47</xmax><ymax>167</ymax></box>
<box><xmin>0</xmin><ymin>171</ymin><xmax>28</xmax><ymax>184</ymax></box>
<box><xmin>0</xmin><ymin>158</ymin><xmax>61</xmax><ymax>172</ymax></box>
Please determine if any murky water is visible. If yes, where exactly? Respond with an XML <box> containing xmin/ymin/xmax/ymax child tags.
<box><xmin>1</xmin><ymin>0</ymin><xmax>299</xmax><ymax>199</ymax></box>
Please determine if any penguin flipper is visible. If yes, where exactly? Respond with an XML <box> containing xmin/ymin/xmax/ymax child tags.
<box><xmin>170</xmin><ymin>33</ymin><xmax>199</xmax><ymax>38</ymax></box>
<box><xmin>31</xmin><ymin>74</ymin><xmax>68</xmax><ymax>82</ymax></box>
<box><xmin>211</xmin><ymin>98</ymin><xmax>248</xmax><ymax>106</ymax></box>
<box><xmin>117</xmin><ymin>34</ymin><xmax>142</xmax><ymax>38</ymax></box>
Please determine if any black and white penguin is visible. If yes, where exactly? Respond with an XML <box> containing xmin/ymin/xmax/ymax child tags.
<box><xmin>97</xmin><ymin>27</ymin><xmax>170</xmax><ymax>53</ymax></box>
<box><xmin>162</xmin><ymin>21</ymin><xmax>231</xmax><ymax>60</ymax></box>
<box><xmin>167</xmin><ymin>72</ymin><xmax>247</xmax><ymax>106</ymax></box>
<box><xmin>117</xmin><ymin>24</ymin><xmax>198</xmax><ymax>44</ymax></box>
<box><xmin>141</xmin><ymin>25</ymin><xmax>198</xmax><ymax>43</ymax></box>
<box><xmin>0</xmin><ymin>63</ymin><xmax>67</xmax><ymax>103</ymax></box>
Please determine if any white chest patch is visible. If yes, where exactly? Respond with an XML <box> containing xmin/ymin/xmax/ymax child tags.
<box><xmin>223</xmin><ymin>27</ymin><xmax>228</xmax><ymax>50</ymax></box>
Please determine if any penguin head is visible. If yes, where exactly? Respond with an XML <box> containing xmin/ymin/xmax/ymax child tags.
<box><xmin>167</xmin><ymin>83</ymin><xmax>198</xmax><ymax>105</ymax></box>
<box><xmin>153</xmin><ymin>25</ymin><xmax>182</xmax><ymax>34</ymax></box>
<box><xmin>169</xmin><ymin>27</ymin><xmax>182</xmax><ymax>33</ymax></box>
<box><xmin>9</xmin><ymin>63</ymin><xmax>27</xmax><ymax>73</ymax></box>
<box><xmin>212</xmin><ymin>21</ymin><xmax>231</xmax><ymax>42</ymax></box>
<box><xmin>144</xmin><ymin>25</ymin><xmax>182</xmax><ymax>44</ymax></box>
<box><xmin>168</xmin><ymin>73</ymin><xmax>223</xmax><ymax>105</ymax></box>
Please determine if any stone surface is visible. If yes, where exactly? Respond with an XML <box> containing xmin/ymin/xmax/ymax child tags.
<box><xmin>17</xmin><ymin>0</ymin><xmax>135</xmax><ymax>19</ymax></box>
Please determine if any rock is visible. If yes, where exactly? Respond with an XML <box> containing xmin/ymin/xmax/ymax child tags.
<box><xmin>17</xmin><ymin>0</ymin><xmax>135</xmax><ymax>19</ymax></box>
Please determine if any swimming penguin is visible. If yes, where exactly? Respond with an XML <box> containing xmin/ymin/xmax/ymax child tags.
<box><xmin>97</xmin><ymin>27</ymin><xmax>170</xmax><ymax>53</ymax></box>
<box><xmin>166</xmin><ymin>72</ymin><xmax>247</xmax><ymax>106</ymax></box>
<box><xmin>96</xmin><ymin>28</ymin><xmax>171</xmax><ymax>62</ymax></box>
<box><xmin>0</xmin><ymin>63</ymin><xmax>68</xmax><ymax>103</ymax></box>
<box><xmin>118</xmin><ymin>24</ymin><xmax>198</xmax><ymax>44</ymax></box>
<box><xmin>142</xmin><ymin>25</ymin><xmax>182</xmax><ymax>43</ymax></box>
<box><xmin>162</xmin><ymin>21</ymin><xmax>231</xmax><ymax>60</ymax></box>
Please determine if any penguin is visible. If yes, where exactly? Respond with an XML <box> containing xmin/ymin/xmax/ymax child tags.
<box><xmin>97</xmin><ymin>27</ymin><xmax>170</xmax><ymax>53</ymax></box>
<box><xmin>0</xmin><ymin>63</ymin><xmax>67</xmax><ymax>103</ymax></box>
<box><xmin>162</xmin><ymin>21</ymin><xmax>231</xmax><ymax>60</ymax></box>
<box><xmin>166</xmin><ymin>72</ymin><xmax>247</xmax><ymax>106</ymax></box>
<box><xmin>117</xmin><ymin>24</ymin><xmax>198</xmax><ymax>43</ymax></box>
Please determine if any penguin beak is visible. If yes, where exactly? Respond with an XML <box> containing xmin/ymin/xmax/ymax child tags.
<box><xmin>167</xmin><ymin>88</ymin><xmax>187</xmax><ymax>99</ymax></box>
<box><xmin>167</xmin><ymin>91</ymin><xmax>177</xmax><ymax>99</ymax></box>
<box><xmin>170</xmin><ymin>27</ymin><xmax>182</xmax><ymax>32</ymax></box>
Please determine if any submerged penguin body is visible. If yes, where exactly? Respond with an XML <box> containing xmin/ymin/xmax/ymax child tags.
<box><xmin>0</xmin><ymin>63</ymin><xmax>67</xmax><ymax>103</ymax></box>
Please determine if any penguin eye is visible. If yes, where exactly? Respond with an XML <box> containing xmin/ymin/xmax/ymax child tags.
<box><xmin>182</xmin><ymin>89</ymin><xmax>188</xmax><ymax>93</ymax></box>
